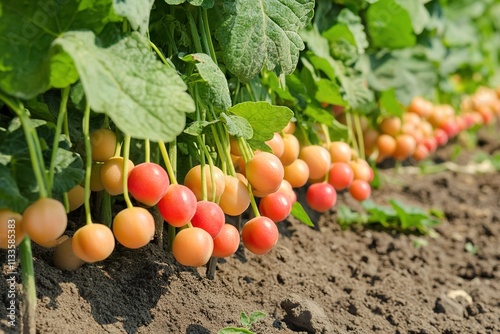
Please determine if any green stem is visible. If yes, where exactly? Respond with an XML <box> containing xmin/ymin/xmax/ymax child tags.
<box><xmin>82</xmin><ymin>103</ymin><xmax>93</xmax><ymax>225</ymax></box>
<box><xmin>353</xmin><ymin>113</ymin><xmax>365</xmax><ymax>161</ymax></box>
<box><xmin>196</xmin><ymin>136</ymin><xmax>210</xmax><ymax>201</ymax></box>
<box><xmin>98</xmin><ymin>191</ymin><xmax>113</xmax><ymax>228</ymax></box>
<box><xmin>150</xmin><ymin>41</ymin><xmax>172</xmax><ymax>67</ymax></box>
<box><xmin>321</xmin><ymin>123</ymin><xmax>331</xmax><ymax>147</ymax></box>
<box><xmin>20</xmin><ymin>237</ymin><xmax>36</xmax><ymax>333</ymax></box>
<box><xmin>187</xmin><ymin>9</ymin><xmax>203</xmax><ymax>54</ymax></box>
<box><xmin>0</xmin><ymin>94</ymin><xmax>48</xmax><ymax>198</ymax></box>
<box><xmin>158</xmin><ymin>141</ymin><xmax>178</xmax><ymax>184</ymax></box>
<box><xmin>237</xmin><ymin>137</ymin><xmax>260</xmax><ymax>217</ymax></box>
<box><xmin>345</xmin><ymin>111</ymin><xmax>360</xmax><ymax>158</ymax></box>
<box><xmin>202</xmin><ymin>8</ymin><xmax>217</xmax><ymax>63</ymax></box>
<box><xmin>48</xmin><ymin>87</ymin><xmax>70</xmax><ymax>196</ymax></box>
<box><xmin>145</xmin><ymin>139</ymin><xmax>151</xmax><ymax>163</ymax></box>
<box><xmin>122</xmin><ymin>135</ymin><xmax>134</xmax><ymax>209</ymax></box>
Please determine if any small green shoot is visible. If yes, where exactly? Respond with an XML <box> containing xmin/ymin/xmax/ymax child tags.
<box><xmin>465</xmin><ymin>242</ymin><xmax>479</xmax><ymax>255</ymax></box>
<box><xmin>337</xmin><ymin>199</ymin><xmax>442</xmax><ymax>235</ymax></box>
<box><xmin>412</xmin><ymin>238</ymin><xmax>428</xmax><ymax>249</ymax></box>
<box><xmin>218</xmin><ymin>311</ymin><xmax>267</xmax><ymax>334</ymax></box>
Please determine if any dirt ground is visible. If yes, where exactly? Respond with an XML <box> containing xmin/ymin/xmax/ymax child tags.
<box><xmin>1</xmin><ymin>127</ymin><xmax>499</xmax><ymax>334</ymax></box>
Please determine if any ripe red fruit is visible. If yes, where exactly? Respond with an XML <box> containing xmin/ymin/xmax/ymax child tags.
<box><xmin>434</xmin><ymin>128</ymin><xmax>449</xmax><ymax>146</ymax></box>
<box><xmin>349</xmin><ymin>180</ymin><xmax>371</xmax><ymax>202</ymax></box>
<box><xmin>259</xmin><ymin>192</ymin><xmax>292</xmax><ymax>222</ymax></box>
<box><xmin>241</xmin><ymin>216</ymin><xmax>279</xmax><ymax>255</ymax></box>
<box><xmin>128</xmin><ymin>162</ymin><xmax>170</xmax><ymax>206</ymax></box>
<box><xmin>190</xmin><ymin>201</ymin><xmax>225</xmax><ymax>239</ymax></box>
<box><xmin>212</xmin><ymin>224</ymin><xmax>240</xmax><ymax>258</ymax></box>
<box><xmin>157</xmin><ymin>184</ymin><xmax>197</xmax><ymax>227</ymax></box>
<box><xmin>328</xmin><ymin>162</ymin><xmax>354</xmax><ymax>190</ymax></box>
<box><xmin>306</xmin><ymin>183</ymin><xmax>337</xmax><ymax>213</ymax></box>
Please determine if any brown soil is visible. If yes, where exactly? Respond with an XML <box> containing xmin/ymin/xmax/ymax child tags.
<box><xmin>1</xmin><ymin>128</ymin><xmax>499</xmax><ymax>334</ymax></box>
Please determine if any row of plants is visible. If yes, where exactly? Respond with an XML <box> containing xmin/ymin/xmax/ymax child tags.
<box><xmin>1</xmin><ymin>0</ymin><xmax>500</xmax><ymax>331</ymax></box>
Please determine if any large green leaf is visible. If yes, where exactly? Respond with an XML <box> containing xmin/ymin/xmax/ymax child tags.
<box><xmin>366</xmin><ymin>0</ymin><xmax>415</xmax><ymax>49</ymax></box>
<box><xmin>229</xmin><ymin>101</ymin><xmax>293</xmax><ymax>150</ymax></box>
<box><xmin>54</xmin><ymin>31</ymin><xmax>195</xmax><ymax>142</ymax></box>
<box><xmin>164</xmin><ymin>0</ymin><xmax>214</xmax><ymax>8</ymax></box>
<box><xmin>0</xmin><ymin>164</ymin><xmax>29</xmax><ymax>213</ymax></box>
<box><xmin>181</xmin><ymin>53</ymin><xmax>231</xmax><ymax>111</ymax></box>
<box><xmin>0</xmin><ymin>0</ymin><xmax>120</xmax><ymax>99</ymax></box>
<box><xmin>113</xmin><ymin>0</ymin><xmax>155</xmax><ymax>34</ymax></box>
<box><xmin>396</xmin><ymin>0</ymin><xmax>430</xmax><ymax>35</ymax></box>
<box><xmin>215</xmin><ymin>0</ymin><xmax>315</xmax><ymax>82</ymax></box>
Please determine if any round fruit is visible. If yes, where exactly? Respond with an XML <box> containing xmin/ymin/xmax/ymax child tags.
<box><xmin>72</xmin><ymin>223</ymin><xmax>115</xmax><ymax>262</ymax></box>
<box><xmin>283</xmin><ymin>159</ymin><xmax>309</xmax><ymax>188</ymax></box>
<box><xmin>52</xmin><ymin>236</ymin><xmax>85</xmax><ymax>271</ymax></box>
<box><xmin>299</xmin><ymin>145</ymin><xmax>331</xmax><ymax>180</ymax></box>
<box><xmin>127</xmin><ymin>162</ymin><xmax>170</xmax><ymax>206</ymax></box>
<box><xmin>90</xmin><ymin>129</ymin><xmax>116</xmax><ymax>162</ymax></box>
<box><xmin>349</xmin><ymin>160</ymin><xmax>372</xmax><ymax>182</ymax></box>
<box><xmin>409</xmin><ymin>96</ymin><xmax>433</xmax><ymax>118</ymax></box>
<box><xmin>113</xmin><ymin>207</ymin><xmax>155</xmax><ymax>249</ymax></box>
<box><xmin>172</xmin><ymin>227</ymin><xmax>214</xmax><ymax>267</ymax></box>
<box><xmin>393</xmin><ymin>134</ymin><xmax>417</xmax><ymax>161</ymax></box>
<box><xmin>241</xmin><ymin>216</ymin><xmax>279</xmax><ymax>255</ymax></box>
<box><xmin>157</xmin><ymin>184</ymin><xmax>197</xmax><ymax>227</ymax></box>
<box><xmin>100</xmin><ymin>157</ymin><xmax>135</xmax><ymax>196</ymax></box>
<box><xmin>328</xmin><ymin>162</ymin><xmax>354</xmax><ymax>191</ymax></box>
<box><xmin>246</xmin><ymin>152</ymin><xmax>284</xmax><ymax>195</ymax></box>
<box><xmin>349</xmin><ymin>180</ymin><xmax>371</xmax><ymax>201</ymax></box>
<box><xmin>379</xmin><ymin>117</ymin><xmax>401</xmax><ymax>137</ymax></box>
<box><xmin>0</xmin><ymin>209</ymin><xmax>25</xmax><ymax>249</ymax></box>
<box><xmin>219</xmin><ymin>175</ymin><xmax>250</xmax><ymax>216</ymax></box>
<box><xmin>377</xmin><ymin>134</ymin><xmax>397</xmax><ymax>160</ymax></box>
<box><xmin>67</xmin><ymin>185</ymin><xmax>86</xmax><ymax>212</ymax></box>
<box><xmin>279</xmin><ymin>134</ymin><xmax>300</xmax><ymax>166</ymax></box>
<box><xmin>265</xmin><ymin>133</ymin><xmax>285</xmax><ymax>158</ymax></box>
<box><xmin>412</xmin><ymin>144</ymin><xmax>430</xmax><ymax>161</ymax></box>
<box><xmin>184</xmin><ymin>165</ymin><xmax>225</xmax><ymax>202</ymax></box>
<box><xmin>23</xmin><ymin>198</ymin><xmax>67</xmax><ymax>247</ymax></box>
<box><xmin>306</xmin><ymin>183</ymin><xmax>337</xmax><ymax>213</ymax></box>
<box><xmin>329</xmin><ymin>141</ymin><xmax>352</xmax><ymax>163</ymax></box>
<box><xmin>283</xmin><ymin>121</ymin><xmax>296</xmax><ymax>134</ymax></box>
<box><xmin>190</xmin><ymin>201</ymin><xmax>225</xmax><ymax>238</ymax></box>
<box><xmin>212</xmin><ymin>224</ymin><xmax>240</xmax><ymax>258</ymax></box>
<box><xmin>434</xmin><ymin>128</ymin><xmax>449</xmax><ymax>146</ymax></box>
<box><xmin>259</xmin><ymin>192</ymin><xmax>292</xmax><ymax>222</ymax></box>
<box><xmin>277</xmin><ymin>179</ymin><xmax>297</xmax><ymax>204</ymax></box>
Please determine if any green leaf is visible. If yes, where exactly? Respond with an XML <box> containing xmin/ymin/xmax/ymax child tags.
<box><xmin>240</xmin><ymin>312</ymin><xmax>250</xmax><ymax>328</ymax></box>
<box><xmin>181</xmin><ymin>53</ymin><xmax>232</xmax><ymax>111</ymax></box>
<box><xmin>220</xmin><ymin>113</ymin><xmax>253</xmax><ymax>139</ymax></box>
<box><xmin>291</xmin><ymin>202</ymin><xmax>314</xmax><ymax>227</ymax></box>
<box><xmin>0</xmin><ymin>0</ymin><xmax>120</xmax><ymax>99</ymax></box>
<box><xmin>379</xmin><ymin>89</ymin><xmax>403</xmax><ymax>117</ymax></box>
<box><xmin>215</xmin><ymin>0</ymin><xmax>315</xmax><ymax>82</ymax></box>
<box><xmin>315</xmin><ymin>79</ymin><xmax>345</xmax><ymax>106</ymax></box>
<box><xmin>218</xmin><ymin>328</ymin><xmax>254</xmax><ymax>334</ymax></box>
<box><xmin>396</xmin><ymin>0</ymin><xmax>430</xmax><ymax>35</ymax></box>
<box><xmin>335</xmin><ymin>9</ymin><xmax>368</xmax><ymax>55</ymax></box>
<box><xmin>183</xmin><ymin>120</ymin><xmax>218</xmax><ymax>136</ymax></box>
<box><xmin>0</xmin><ymin>164</ymin><xmax>29</xmax><ymax>213</ymax></box>
<box><xmin>113</xmin><ymin>0</ymin><xmax>155</xmax><ymax>35</ymax></box>
<box><xmin>164</xmin><ymin>0</ymin><xmax>215</xmax><ymax>8</ymax></box>
<box><xmin>366</xmin><ymin>0</ymin><xmax>416</xmax><ymax>49</ymax></box>
<box><xmin>51</xmin><ymin>148</ymin><xmax>85</xmax><ymax>195</ymax></box>
<box><xmin>303</xmin><ymin>52</ymin><xmax>336</xmax><ymax>81</ymax></box>
<box><xmin>248</xmin><ymin>311</ymin><xmax>267</xmax><ymax>325</ymax></box>
<box><xmin>54</xmin><ymin>31</ymin><xmax>195</xmax><ymax>142</ymax></box>
<box><xmin>229</xmin><ymin>102</ymin><xmax>293</xmax><ymax>149</ymax></box>
<box><xmin>337</xmin><ymin>205</ymin><xmax>365</xmax><ymax>226</ymax></box>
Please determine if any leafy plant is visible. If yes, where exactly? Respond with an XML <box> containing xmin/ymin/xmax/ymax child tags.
<box><xmin>218</xmin><ymin>311</ymin><xmax>267</xmax><ymax>334</ymax></box>
<box><xmin>337</xmin><ymin>199</ymin><xmax>442</xmax><ymax>235</ymax></box>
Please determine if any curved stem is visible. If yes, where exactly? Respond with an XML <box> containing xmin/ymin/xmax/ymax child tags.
<box><xmin>82</xmin><ymin>103</ymin><xmax>93</xmax><ymax>225</ymax></box>
<box><xmin>150</xmin><ymin>41</ymin><xmax>172</xmax><ymax>68</ymax></box>
<box><xmin>48</xmin><ymin>87</ymin><xmax>70</xmax><ymax>196</ymax></box>
<box><xmin>0</xmin><ymin>94</ymin><xmax>48</xmax><ymax>198</ymax></box>
<box><xmin>158</xmin><ymin>141</ymin><xmax>178</xmax><ymax>184</ymax></box>
<box><xmin>20</xmin><ymin>237</ymin><xmax>36</xmax><ymax>333</ymax></box>
<box><xmin>187</xmin><ymin>9</ymin><xmax>203</xmax><ymax>54</ymax></box>
<box><xmin>122</xmin><ymin>135</ymin><xmax>134</xmax><ymax>209</ymax></box>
